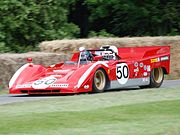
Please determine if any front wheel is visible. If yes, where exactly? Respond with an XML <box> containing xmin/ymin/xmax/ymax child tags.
<box><xmin>140</xmin><ymin>67</ymin><xmax>164</xmax><ymax>88</ymax></box>
<box><xmin>92</xmin><ymin>69</ymin><xmax>107</xmax><ymax>93</ymax></box>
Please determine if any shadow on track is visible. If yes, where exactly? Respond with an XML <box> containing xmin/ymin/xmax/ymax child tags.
<box><xmin>9</xmin><ymin>86</ymin><xmax>142</xmax><ymax>97</ymax></box>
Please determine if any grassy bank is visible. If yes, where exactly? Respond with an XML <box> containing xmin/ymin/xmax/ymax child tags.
<box><xmin>0</xmin><ymin>90</ymin><xmax>8</xmax><ymax>95</ymax></box>
<box><xmin>0</xmin><ymin>87</ymin><xmax>180</xmax><ymax>135</ymax></box>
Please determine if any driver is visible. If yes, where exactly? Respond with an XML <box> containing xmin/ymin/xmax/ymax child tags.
<box><xmin>79</xmin><ymin>47</ymin><xmax>93</xmax><ymax>61</ymax></box>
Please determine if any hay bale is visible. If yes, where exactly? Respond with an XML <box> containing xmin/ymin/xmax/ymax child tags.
<box><xmin>0</xmin><ymin>52</ymin><xmax>69</xmax><ymax>89</ymax></box>
<box><xmin>1</xmin><ymin>36</ymin><xmax>180</xmax><ymax>89</ymax></box>
<box><xmin>40</xmin><ymin>36</ymin><xmax>180</xmax><ymax>53</ymax></box>
<box><xmin>39</xmin><ymin>36</ymin><xmax>180</xmax><ymax>80</ymax></box>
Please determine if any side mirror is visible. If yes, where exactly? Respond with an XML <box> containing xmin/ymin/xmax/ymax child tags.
<box><xmin>93</xmin><ymin>55</ymin><xmax>103</xmax><ymax>61</ymax></box>
<box><xmin>26</xmin><ymin>57</ymin><xmax>32</xmax><ymax>63</ymax></box>
<box><xmin>26</xmin><ymin>57</ymin><xmax>33</xmax><ymax>67</ymax></box>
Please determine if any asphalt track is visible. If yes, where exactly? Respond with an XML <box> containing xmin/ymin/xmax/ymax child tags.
<box><xmin>0</xmin><ymin>80</ymin><xmax>180</xmax><ymax>105</ymax></box>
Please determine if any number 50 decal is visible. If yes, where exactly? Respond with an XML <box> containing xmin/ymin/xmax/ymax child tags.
<box><xmin>32</xmin><ymin>77</ymin><xmax>57</xmax><ymax>89</ymax></box>
<box><xmin>116</xmin><ymin>63</ymin><xmax>129</xmax><ymax>84</ymax></box>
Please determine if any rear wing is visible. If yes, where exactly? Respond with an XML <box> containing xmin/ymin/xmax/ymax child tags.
<box><xmin>118</xmin><ymin>46</ymin><xmax>170</xmax><ymax>74</ymax></box>
<box><xmin>118</xmin><ymin>46</ymin><xmax>170</xmax><ymax>59</ymax></box>
<box><xmin>143</xmin><ymin>46</ymin><xmax>170</xmax><ymax>58</ymax></box>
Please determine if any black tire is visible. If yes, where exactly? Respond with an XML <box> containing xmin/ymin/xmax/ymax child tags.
<box><xmin>92</xmin><ymin>69</ymin><xmax>107</xmax><ymax>93</ymax></box>
<box><xmin>140</xmin><ymin>67</ymin><xmax>164</xmax><ymax>88</ymax></box>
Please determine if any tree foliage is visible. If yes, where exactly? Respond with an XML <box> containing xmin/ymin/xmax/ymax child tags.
<box><xmin>0</xmin><ymin>0</ymin><xmax>79</xmax><ymax>52</ymax></box>
<box><xmin>85</xmin><ymin>0</ymin><xmax>179</xmax><ymax>36</ymax></box>
<box><xmin>0</xmin><ymin>0</ymin><xmax>179</xmax><ymax>52</ymax></box>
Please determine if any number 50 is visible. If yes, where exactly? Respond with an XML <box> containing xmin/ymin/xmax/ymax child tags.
<box><xmin>116</xmin><ymin>63</ymin><xmax>129</xmax><ymax>84</ymax></box>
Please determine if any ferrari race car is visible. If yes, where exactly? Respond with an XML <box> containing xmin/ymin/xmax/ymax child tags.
<box><xmin>9</xmin><ymin>45</ymin><xmax>170</xmax><ymax>94</ymax></box>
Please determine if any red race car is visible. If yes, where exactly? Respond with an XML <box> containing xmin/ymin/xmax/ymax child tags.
<box><xmin>9</xmin><ymin>45</ymin><xmax>170</xmax><ymax>94</ymax></box>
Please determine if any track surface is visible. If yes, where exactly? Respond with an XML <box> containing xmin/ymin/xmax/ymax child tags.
<box><xmin>0</xmin><ymin>80</ymin><xmax>180</xmax><ymax>105</ymax></box>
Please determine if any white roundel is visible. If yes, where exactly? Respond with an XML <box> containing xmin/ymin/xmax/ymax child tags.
<box><xmin>32</xmin><ymin>76</ymin><xmax>57</xmax><ymax>89</ymax></box>
<box><xmin>116</xmin><ymin>63</ymin><xmax>129</xmax><ymax>84</ymax></box>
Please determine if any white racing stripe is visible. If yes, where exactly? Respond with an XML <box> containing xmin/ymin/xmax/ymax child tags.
<box><xmin>9</xmin><ymin>64</ymin><xmax>29</xmax><ymax>89</ymax></box>
<box><xmin>77</xmin><ymin>61</ymin><xmax>109</xmax><ymax>88</ymax></box>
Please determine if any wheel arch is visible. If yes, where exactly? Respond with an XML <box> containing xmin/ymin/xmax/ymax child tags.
<box><xmin>97</xmin><ymin>67</ymin><xmax>110</xmax><ymax>89</ymax></box>
<box><xmin>162</xmin><ymin>67</ymin><xmax>168</xmax><ymax>74</ymax></box>
<box><xmin>140</xmin><ymin>66</ymin><xmax>164</xmax><ymax>89</ymax></box>
<box><xmin>76</xmin><ymin>63</ymin><xmax>110</xmax><ymax>92</ymax></box>
<box><xmin>151</xmin><ymin>65</ymin><xmax>168</xmax><ymax>75</ymax></box>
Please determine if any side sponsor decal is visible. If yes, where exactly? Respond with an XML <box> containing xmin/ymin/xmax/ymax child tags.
<box><xmin>84</xmin><ymin>85</ymin><xmax>89</xmax><ymax>89</ymax></box>
<box><xmin>143</xmin><ymin>72</ymin><xmax>148</xmax><ymax>77</ymax></box>
<box><xmin>151</xmin><ymin>56</ymin><xmax>169</xmax><ymax>63</ymax></box>
<box><xmin>139</xmin><ymin>62</ymin><xmax>144</xmax><ymax>68</ymax></box>
<box><xmin>142</xmin><ymin>77</ymin><xmax>149</xmax><ymax>82</ymax></box>
<box><xmin>144</xmin><ymin>65</ymin><xmax>147</xmax><ymax>70</ymax></box>
<box><xmin>147</xmin><ymin>65</ymin><xmax>151</xmax><ymax>72</ymax></box>
<box><xmin>116</xmin><ymin>63</ymin><xmax>129</xmax><ymax>85</ymax></box>
<box><xmin>133</xmin><ymin>62</ymin><xmax>139</xmax><ymax>77</ymax></box>
<box><xmin>134</xmin><ymin>62</ymin><xmax>138</xmax><ymax>67</ymax></box>
<box><xmin>50</xmin><ymin>84</ymin><xmax>69</xmax><ymax>88</ymax></box>
<box><xmin>16</xmin><ymin>84</ymin><xmax>31</xmax><ymax>89</ymax></box>
<box><xmin>151</xmin><ymin>58</ymin><xmax>160</xmax><ymax>63</ymax></box>
<box><xmin>160</xmin><ymin>56</ymin><xmax>169</xmax><ymax>61</ymax></box>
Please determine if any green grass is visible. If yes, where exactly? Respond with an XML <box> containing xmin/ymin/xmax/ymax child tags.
<box><xmin>0</xmin><ymin>90</ymin><xmax>8</xmax><ymax>95</ymax></box>
<box><xmin>0</xmin><ymin>87</ymin><xmax>180</xmax><ymax>135</ymax></box>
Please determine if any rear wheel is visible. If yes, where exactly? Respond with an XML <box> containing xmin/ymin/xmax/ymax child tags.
<box><xmin>140</xmin><ymin>67</ymin><xmax>164</xmax><ymax>88</ymax></box>
<box><xmin>92</xmin><ymin>69</ymin><xmax>107</xmax><ymax>93</ymax></box>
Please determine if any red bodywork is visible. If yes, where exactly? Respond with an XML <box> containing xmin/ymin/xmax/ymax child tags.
<box><xmin>9</xmin><ymin>46</ymin><xmax>170</xmax><ymax>94</ymax></box>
